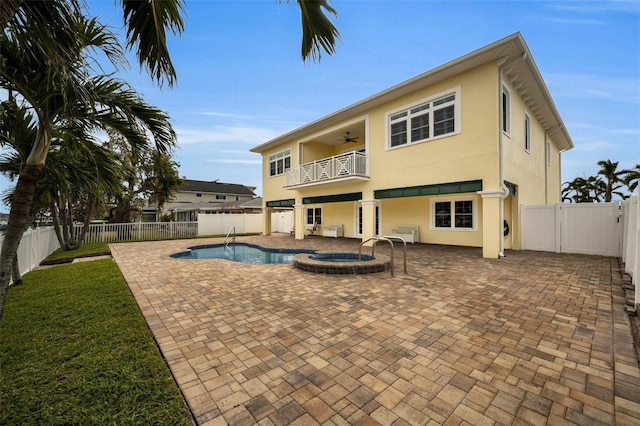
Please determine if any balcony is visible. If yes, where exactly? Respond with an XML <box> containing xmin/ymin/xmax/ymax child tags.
<box><xmin>285</xmin><ymin>151</ymin><xmax>368</xmax><ymax>188</ymax></box>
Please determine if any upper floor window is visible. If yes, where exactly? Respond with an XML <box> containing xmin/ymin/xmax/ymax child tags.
<box><xmin>269</xmin><ymin>149</ymin><xmax>291</xmax><ymax>177</ymax></box>
<box><xmin>524</xmin><ymin>113</ymin><xmax>531</xmax><ymax>153</ymax></box>
<box><xmin>387</xmin><ymin>87</ymin><xmax>460</xmax><ymax>149</ymax></box>
<box><xmin>546</xmin><ymin>139</ymin><xmax>551</xmax><ymax>165</ymax></box>
<box><xmin>502</xmin><ymin>85</ymin><xmax>511</xmax><ymax>135</ymax></box>
<box><xmin>216</xmin><ymin>195</ymin><xmax>226</xmax><ymax>200</ymax></box>
<box><xmin>195</xmin><ymin>193</ymin><xmax>202</xmax><ymax>198</ymax></box>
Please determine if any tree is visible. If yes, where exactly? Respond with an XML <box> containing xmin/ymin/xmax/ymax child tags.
<box><xmin>105</xmin><ymin>130</ymin><xmax>181</xmax><ymax>223</ymax></box>
<box><xmin>622</xmin><ymin>164</ymin><xmax>640</xmax><ymax>195</ymax></box>
<box><xmin>1</xmin><ymin>1</ymin><xmax>340</xmax><ymax>84</ymax></box>
<box><xmin>0</xmin><ymin>14</ymin><xmax>175</xmax><ymax>320</ymax></box>
<box><xmin>597</xmin><ymin>159</ymin><xmax>626</xmax><ymax>202</ymax></box>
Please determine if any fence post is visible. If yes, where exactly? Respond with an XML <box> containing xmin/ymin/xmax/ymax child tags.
<box><xmin>554</xmin><ymin>203</ymin><xmax>562</xmax><ymax>253</ymax></box>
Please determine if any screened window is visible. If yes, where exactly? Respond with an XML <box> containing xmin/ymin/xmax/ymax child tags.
<box><xmin>524</xmin><ymin>113</ymin><xmax>531</xmax><ymax>152</ymax></box>
<box><xmin>306</xmin><ymin>207</ymin><xmax>322</xmax><ymax>225</ymax></box>
<box><xmin>433</xmin><ymin>199</ymin><xmax>475</xmax><ymax>230</ymax></box>
<box><xmin>268</xmin><ymin>149</ymin><xmax>291</xmax><ymax>177</ymax></box>
<box><xmin>388</xmin><ymin>89</ymin><xmax>458</xmax><ymax>148</ymax></box>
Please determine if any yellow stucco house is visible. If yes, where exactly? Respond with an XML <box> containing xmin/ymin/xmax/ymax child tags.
<box><xmin>251</xmin><ymin>33</ymin><xmax>573</xmax><ymax>258</ymax></box>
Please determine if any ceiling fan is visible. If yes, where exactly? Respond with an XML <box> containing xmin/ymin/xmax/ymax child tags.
<box><xmin>339</xmin><ymin>132</ymin><xmax>360</xmax><ymax>143</ymax></box>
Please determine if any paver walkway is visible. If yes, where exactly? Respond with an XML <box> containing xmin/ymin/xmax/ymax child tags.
<box><xmin>110</xmin><ymin>234</ymin><xmax>640</xmax><ymax>425</ymax></box>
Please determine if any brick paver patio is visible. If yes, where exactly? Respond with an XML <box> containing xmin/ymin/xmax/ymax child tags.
<box><xmin>110</xmin><ymin>234</ymin><xmax>640</xmax><ymax>425</ymax></box>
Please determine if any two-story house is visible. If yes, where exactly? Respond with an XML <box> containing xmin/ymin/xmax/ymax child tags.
<box><xmin>251</xmin><ymin>33</ymin><xmax>573</xmax><ymax>258</ymax></box>
<box><xmin>145</xmin><ymin>179</ymin><xmax>257</xmax><ymax>221</ymax></box>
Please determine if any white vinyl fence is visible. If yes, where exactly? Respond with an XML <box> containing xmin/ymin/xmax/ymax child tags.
<box><xmin>271</xmin><ymin>211</ymin><xmax>294</xmax><ymax>234</ymax></box>
<box><xmin>0</xmin><ymin>227</ymin><xmax>61</xmax><ymax>278</ymax></box>
<box><xmin>521</xmin><ymin>202</ymin><xmax>622</xmax><ymax>256</ymax></box>
<box><xmin>621</xmin><ymin>197</ymin><xmax>639</xmax><ymax>290</ymax></box>
<box><xmin>197</xmin><ymin>213</ymin><xmax>262</xmax><ymax>235</ymax></box>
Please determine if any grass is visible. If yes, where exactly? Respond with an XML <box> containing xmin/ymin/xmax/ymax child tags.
<box><xmin>40</xmin><ymin>242</ymin><xmax>111</xmax><ymax>265</ymax></box>
<box><xmin>0</xmin><ymin>260</ymin><xmax>192</xmax><ymax>425</ymax></box>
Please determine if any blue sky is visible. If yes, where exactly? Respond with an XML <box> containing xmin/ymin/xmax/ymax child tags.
<box><xmin>2</xmin><ymin>0</ymin><xmax>639</xmax><ymax>208</ymax></box>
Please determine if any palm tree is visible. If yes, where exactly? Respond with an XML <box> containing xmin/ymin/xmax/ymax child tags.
<box><xmin>1</xmin><ymin>0</ymin><xmax>340</xmax><ymax>86</ymax></box>
<box><xmin>0</xmin><ymin>14</ymin><xmax>176</xmax><ymax>320</ymax></box>
<box><xmin>597</xmin><ymin>160</ymin><xmax>626</xmax><ymax>202</ymax></box>
<box><xmin>622</xmin><ymin>164</ymin><xmax>640</xmax><ymax>195</ymax></box>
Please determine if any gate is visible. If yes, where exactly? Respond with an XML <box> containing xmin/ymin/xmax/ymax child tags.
<box><xmin>521</xmin><ymin>202</ymin><xmax>621</xmax><ymax>256</ymax></box>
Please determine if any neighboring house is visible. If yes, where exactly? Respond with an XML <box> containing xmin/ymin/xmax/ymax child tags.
<box><xmin>251</xmin><ymin>33</ymin><xmax>574</xmax><ymax>258</ymax></box>
<box><xmin>144</xmin><ymin>179</ymin><xmax>257</xmax><ymax>222</ymax></box>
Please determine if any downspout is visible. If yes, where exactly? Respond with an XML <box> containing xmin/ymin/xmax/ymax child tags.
<box><xmin>498</xmin><ymin>52</ymin><xmax>527</xmax><ymax>258</ymax></box>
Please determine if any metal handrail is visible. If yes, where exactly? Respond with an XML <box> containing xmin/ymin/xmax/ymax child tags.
<box><xmin>382</xmin><ymin>236</ymin><xmax>408</xmax><ymax>274</ymax></box>
<box><xmin>359</xmin><ymin>237</ymin><xmax>396</xmax><ymax>277</ymax></box>
<box><xmin>223</xmin><ymin>226</ymin><xmax>236</xmax><ymax>248</ymax></box>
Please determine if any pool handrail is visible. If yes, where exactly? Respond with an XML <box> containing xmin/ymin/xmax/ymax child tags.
<box><xmin>223</xmin><ymin>226</ymin><xmax>236</xmax><ymax>248</ymax></box>
<box><xmin>359</xmin><ymin>237</ymin><xmax>396</xmax><ymax>277</ymax></box>
<box><xmin>382</xmin><ymin>236</ymin><xmax>407</xmax><ymax>274</ymax></box>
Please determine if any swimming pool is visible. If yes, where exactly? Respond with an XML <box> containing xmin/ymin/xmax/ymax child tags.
<box><xmin>171</xmin><ymin>243</ymin><xmax>315</xmax><ymax>264</ymax></box>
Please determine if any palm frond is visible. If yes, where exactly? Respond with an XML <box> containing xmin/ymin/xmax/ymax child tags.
<box><xmin>293</xmin><ymin>0</ymin><xmax>340</xmax><ymax>62</ymax></box>
<box><xmin>120</xmin><ymin>0</ymin><xmax>186</xmax><ymax>88</ymax></box>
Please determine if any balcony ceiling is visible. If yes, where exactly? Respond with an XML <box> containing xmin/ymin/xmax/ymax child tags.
<box><xmin>306</xmin><ymin>123</ymin><xmax>366</xmax><ymax>146</ymax></box>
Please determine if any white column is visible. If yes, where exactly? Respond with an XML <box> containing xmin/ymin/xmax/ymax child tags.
<box><xmin>294</xmin><ymin>203</ymin><xmax>306</xmax><ymax>240</ymax></box>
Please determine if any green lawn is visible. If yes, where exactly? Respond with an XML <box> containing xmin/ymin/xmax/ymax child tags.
<box><xmin>40</xmin><ymin>242</ymin><xmax>112</xmax><ymax>265</ymax></box>
<box><xmin>0</xmin><ymin>260</ymin><xmax>192</xmax><ymax>425</ymax></box>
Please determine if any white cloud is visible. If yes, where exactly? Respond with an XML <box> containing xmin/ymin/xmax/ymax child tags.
<box><xmin>196</xmin><ymin>111</ymin><xmax>255</xmax><ymax>120</ymax></box>
<box><xmin>572</xmin><ymin>139</ymin><xmax>616</xmax><ymax>152</ymax></box>
<box><xmin>548</xmin><ymin>2</ymin><xmax>640</xmax><ymax>14</ymax></box>
<box><xmin>206</xmin><ymin>159</ymin><xmax>262</xmax><ymax>165</ymax></box>
<box><xmin>611</xmin><ymin>128</ymin><xmax>640</xmax><ymax>135</ymax></box>
<box><xmin>175</xmin><ymin>125</ymin><xmax>282</xmax><ymax>146</ymax></box>
<box><xmin>544</xmin><ymin>17</ymin><xmax>606</xmax><ymax>25</ymax></box>
<box><xmin>546</xmin><ymin>73</ymin><xmax>640</xmax><ymax>102</ymax></box>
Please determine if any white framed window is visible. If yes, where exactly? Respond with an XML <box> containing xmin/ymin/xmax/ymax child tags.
<box><xmin>524</xmin><ymin>113</ymin><xmax>531</xmax><ymax>153</ymax></box>
<box><xmin>195</xmin><ymin>193</ymin><xmax>202</xmax><ymax>198</ymax></box>
<box><xmin>502</xmin><ymin>85</ymin><xmax>511</xmax><ymax>135</ymax></box>
<box><xmin>387</xmin><ymin>87</ymin><xmax>460</xmax><ymax>149</ymax></box>
<box><xmin>216</xmin><ymin>195</ymin><xmax>226</xmax><ymax>200</ymax></box>
<box><xmin>355</xmin><ymin>205</ymin><xmax>381</xmax><ymax>237</ymax></box>
<box><xmin>431</xmin><ymin>198</ymin><xmax>476</xmax><ymax>230</ymax></box>
<box><xmin>546</xmin><ymin>139</ymin><xmax>551</xmax><ymax>165</ymax></box>
<box><xmin>306</xmin><ymin>207</ymin><xmax>322</xmax><ymax>225</ymax></box>
<box><xmin>268</xmin><ymin>149</ymin><xmax>291</xmax><ymax>177</ymax></box>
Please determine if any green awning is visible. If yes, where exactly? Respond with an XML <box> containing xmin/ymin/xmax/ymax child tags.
<box><xmin>374</xmin><ymin>180</ymin><xmax>483</xmax><ymax>199</ymax></box>
<box><xmin>266</xmin><ymin>199</ymin><xmax>295</xmax><ymax>208</ymax></box>
<box><xmin>303</xmin><ymin>192</ymin><xmax>363</xmax><ymax>204</ymax></box>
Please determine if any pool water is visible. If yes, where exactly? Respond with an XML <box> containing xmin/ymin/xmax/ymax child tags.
<box><xmin>171</xmin><ymin>243</ymin><xmax>315</xmax><ymax>264</ymax></box>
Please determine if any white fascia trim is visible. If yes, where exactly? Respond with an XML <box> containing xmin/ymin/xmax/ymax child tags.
<box><xmin>477</xmin><ymin>189</ymin><xmax>506</xmax><ymax>199</ymax></box>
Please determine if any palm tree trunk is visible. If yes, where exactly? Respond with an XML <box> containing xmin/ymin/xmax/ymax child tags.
<box><xmin>11</xmin><ymin>255</ymin><xmax>22</xmax><ymax>286</ymax></box>
<box><xmin>0</xmin><ymin>163</ymin><xmax>43</xmax><ymax>320</ymax></box>
<box><xmin>50</xmin><ymin>201</ymin><xmax>66</xmax><ymax>249</ymax></box>
<box><xmin>69</xmin><ymin>196</ymin><xmax>96</xmax><ymax>250</ymax></box>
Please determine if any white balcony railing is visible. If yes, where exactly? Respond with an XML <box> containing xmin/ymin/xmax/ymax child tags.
<box><xmin>285</xmin><ymin>151</ymin><xmax>368</xmax><ymax>187</ymax></box>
